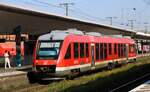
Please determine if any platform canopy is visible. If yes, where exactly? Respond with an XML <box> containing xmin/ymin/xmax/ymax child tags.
<box><xmin>0</xmin><ymin>2</ymin><xmax>150</xmax><ymax>40</ymax></box>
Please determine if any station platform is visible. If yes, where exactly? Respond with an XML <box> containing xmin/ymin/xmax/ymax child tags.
<box><xmin>0</xmin><ymin>65</ymin><xmax>31</xmax><ymax>78</ymax></box>
<box><xmin>130</xmin><ymin>80</ymin><xmax>150</xmax><ymax>92</ymax></box>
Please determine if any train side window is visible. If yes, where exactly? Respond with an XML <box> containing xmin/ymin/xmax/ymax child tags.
<box><xmin>124</xmin><ymin>44</ymin><xmax>126</xmax><ymax>57</ymax></box>
<box><xmin>74</xmin><ymin>43</ymin><xmax>79</xmax><ymax>58</ymax></box>
<box><xmin>86</xmin><ymin>43</ymin><xmax>89</xmax><ymax>57</ymax></box>
<box><xmin>109</xmin><ymin>43</ymin><xmax>112</xmax><ymax>55</ymax></box>
<box><xmin>80</xmin><ymin>43</ymin><xmax>85</xmax><ymax>58</ymax></box>
<box><xmin>120</xmin><ymin>44</ymin><xmax>122</xmax><ymax>57</ymax></box>
<box><xmin>122</xmin><ymin>44</ymin><xmax>123</xmax><ymax>57</ymax></box>
<box><xmin>114</xmin><ymin>44</ymin><xmax>117</xmax><ymax>54</ymax></box>
<box><xmin>65</xmin><ymin>44</ymin><xmax>71</xmax><ymax>59</ymax></box>
<box><xmin>100</xmin><ymin>43</ymin><xmax>103</xmax><ymax>60</ymax></box>
<box><xmin>120</xmin><ymin>44</ymin><xmax>123</xmax><ymax>57</ymax></box>
<box><xmin>104</xmin><ymin>43</ymin><xmax>107</xmax><ymax>59</ymax></box>
<box><xmin>129</xmin><ymin>45</ymin><xmax>131</xmax><ymax>53</ymax></box>
<box><xmin>122</xmin><ymin>44</ymin><xmax>124</xmax><ymax>57</ymax></box>
<box><xmin>118</xmin><ymin>44</ymin><xmax>121</xmax><ymax>57</ymax></box>
<box><xmin>96</xmin><ymin>43</ymin><xmax>100</xmax><ymax>60</ymax></box>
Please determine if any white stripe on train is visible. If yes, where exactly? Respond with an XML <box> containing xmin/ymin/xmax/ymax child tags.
<box><xmin>56</xmin><ymin>57</ymin><xmax>136</xmax><ymax>71</ymax></box>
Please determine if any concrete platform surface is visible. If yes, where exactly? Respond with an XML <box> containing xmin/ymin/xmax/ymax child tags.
<box><xmin>0</xmin><ymin>65</ymin><xmax>32</xmax><ymax>78</ymax></box>
<box><xmin>130</xmin><ymin>80</ymin><xmax>150</xmax><ymax>92</ymax></box>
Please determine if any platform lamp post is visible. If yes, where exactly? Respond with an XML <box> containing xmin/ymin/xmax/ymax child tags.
<box><xmin>13</xmin><ymin>25</ymin><xmax>22</xmax><ymax>67</ymax></box>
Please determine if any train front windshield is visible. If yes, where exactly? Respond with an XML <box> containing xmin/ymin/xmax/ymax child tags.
<box><xmin>36</xmin><ymin>41</ymin><xmax>62</xmax><ymax>60</ymax></box>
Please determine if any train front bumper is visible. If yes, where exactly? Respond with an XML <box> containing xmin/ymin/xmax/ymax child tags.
<box><xmin>32</xmin><ymin>66</ymin><xmax>71</xmax><ymax>79</ymax></box>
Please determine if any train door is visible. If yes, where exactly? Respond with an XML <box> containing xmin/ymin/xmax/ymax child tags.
<box><xmin>91</xmin><ymin>44</ymin><xmax>95</xmax><ymax>67</ymax></box>
<box><xmin>125</xmin><ymin>44</ymin><xmax>129</xmax><ymax>59</ymax></box>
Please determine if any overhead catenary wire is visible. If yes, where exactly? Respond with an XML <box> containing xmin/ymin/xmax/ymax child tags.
<box><xmin>21</xmin><ymin>0</ymin><xmax>123</xmax><ymax>24</ymax></box>
<box><xmin>23</xmin><ymin>0</ymin><xmax>107</xmax><ymax>22</ymax></box>
<box><xmin>71</xmin><ymin>6</ymin><xmax>108</xmax><ymax>21</ymax></box>
<box><xmin>36</xmin><ymin>0</ymin><xmax>118</xmax><ymax>24</ymax></box>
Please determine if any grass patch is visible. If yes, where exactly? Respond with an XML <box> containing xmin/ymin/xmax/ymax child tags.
<box><xmin>36</xmin><ymin>56</ymin><xmax>150</xmax><ymax>92</ymax></box>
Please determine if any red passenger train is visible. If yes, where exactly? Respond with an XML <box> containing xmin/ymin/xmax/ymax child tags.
<box><xmin>28</xmin><ymin>29</ymin><xmax>137</xmax><ymax>82</ymax></box>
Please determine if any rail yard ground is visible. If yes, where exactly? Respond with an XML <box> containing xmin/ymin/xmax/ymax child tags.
<box><xmin>0</xmin><ymin>56</ymin><xmax>150</xmax><ymax>92</ymax></box>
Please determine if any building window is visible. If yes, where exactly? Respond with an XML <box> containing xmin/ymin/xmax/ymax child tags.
<box><xmin>65</xmin><ymin>44</ymin><xmax>71</xmax><ymax>59</ymax></box>
<box><xmin>74</xmin><ymin>43</ymin><xmax>79</xmax><ymax>58</ymax></box>
<box><xmin>80</xmin><ymin>43</ymin><xmax>85</xmax><ymax>58</ymax></box>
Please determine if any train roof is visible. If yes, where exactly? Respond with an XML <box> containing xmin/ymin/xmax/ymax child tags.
<box><xmin>38</xmin><ymin>29</ymin><xmax>84</xmax><ymax>40</ymax></box>
<box><xmin>38</xmin><ymin>29</ymin><xmax>135</xmax><ymax>44</ymax></box>
<box><xmin>63</xmin><ymin>35</ymin><xmax>135</xmax><ymax>44</ymax></box>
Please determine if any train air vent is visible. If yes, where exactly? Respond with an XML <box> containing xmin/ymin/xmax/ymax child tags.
<box><xmin>109</xmin><ymin>35</ymin><xmax>123</xmax><ymax>38</ymax></box>
<box><xmin>86</xmin><ymin>32</ymin><xmax>102</xmax><ymax>36</ymax></box>
<box><xmin>65</xmin><ymin>28</ymin><xmax>84</xmax><ymax>35</ymax></box>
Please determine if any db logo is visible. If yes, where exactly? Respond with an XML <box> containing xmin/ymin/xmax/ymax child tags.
<box><xmin>44</xmin><ymin>62</ymin><xmax>48</xmax><ymax>65</ymax></box>
<box><xmin>74</xmin><ymin>60</ymin><xmax>78</xmax><ymax>64</ymax></box>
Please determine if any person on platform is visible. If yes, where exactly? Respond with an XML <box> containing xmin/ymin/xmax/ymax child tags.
<box><xmin>4</xmin><ymin>50</ymin><xmax>11</xmax><ymax>69</ymax></box>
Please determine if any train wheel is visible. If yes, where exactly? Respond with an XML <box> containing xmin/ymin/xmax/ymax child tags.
<box><xmin>114</xmin><ymin>61</ymin><xmax>119</xmax><ymax>67</ymax></box>
<box><xmin>66</xmin><ymin>69</ymin><xmax>80</xmax><ymax>80</ymax></box>
<box><xmin>66</xmin><ymin>74</ymin><xmax>75</xmax><ymax>80</ymax></box>
<box><xmin>107</xmin><ymin>63</ymin><xmax>114</xmax><ymax>70</ymax></box>
<box><xmin>27</xmin><ymin>71</ymin><xmax>37</xmax><ymax>84</ymax></box>
<box><xmin>133</xmin><ymin>58</ymin><xmax>137</xmax><ymax>62</ymax></box>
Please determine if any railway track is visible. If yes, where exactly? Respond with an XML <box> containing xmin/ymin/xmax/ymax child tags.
<box><xmin>109</xmin><ymin>73</ymin><xmax>150</xmax><ymax>92</ymax></box>
<box><xmin>0</xmin><ymin>73</ymin><xmax>50</xmax><ymax>92</ymax></box>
